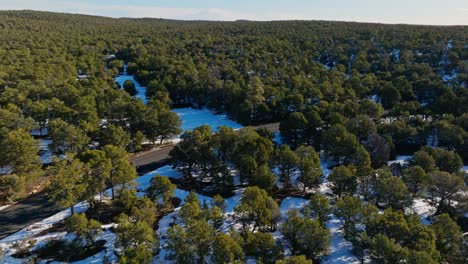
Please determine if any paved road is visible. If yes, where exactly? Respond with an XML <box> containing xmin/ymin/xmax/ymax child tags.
<box><xmin>0</xmin><ymin>122</ymin><xmax>279</xmax><ymax>240</ymax></box>
<box><xmin>130</xmin><ymin>122</ymin><xmax>279</xmax><ymax>169</ymax></box>
<box><xmin>0</xmin><ymin>192</ymin><xmax>61</xmax><ymax>239</ymax></box>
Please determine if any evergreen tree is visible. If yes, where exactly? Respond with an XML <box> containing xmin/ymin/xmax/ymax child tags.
<box><xmin>212</xmin><ymin>232</ymin><xmax>244</xmax><ymax>264</ymax></box>
<box><xmin>295</xmin><ymin>146</ymin><xmax>322</xmax><ymax>191</ymax></box>
<box><xmin>307</xmin><ymin>193</ymin><xmax>331</xmax><ymax>226</ymax></box>
<box><xmin>281</xmin><ymin>209</ymin><xmax>330</xmax><ymax>259</ymax></box>
<box><xmin>280</xmin><ymin>112</ymin><xmax>308</xmax><ymax>148</ymax></box>
<box><xmin>275</xmin><ymin>255</ymin><xmax>313</xmax><ymax>264</ymax></box>
<box><xmin>428</xmin><ymin>170</ymin><xmax>464</xmax><ymax>214</ymax></box>
<box><xmin>48</xmin><ymin>118</ymin><xmax>90</xmax><ymax>154</ymax></box>
<box><xmin>274</xmin><ymin>145</ymin><xmax>299</xmax><ymax>188</ymax></box>
<box><xmin>0</xmin><ymin>128</ymin><xmax>41</xmax><ymax>174</ymax></box>
<box><xmin>431</xmin><ymin>213</ymin><xmax>464</xmax><ymax>263</ymax></box>
<box><xmin>103</xmin><ymin>145</ymin><xmax>137</xmax><ymax>199</ymax></box>
<box><xmin>48</xmin><ymin>157</ymin><xmax>88</xmax><ymax>214</ymax></box>
<box><xmin>235</xmin><ymin>186</ymin><xmax>281</xmax><ymax>232</ymax></box>
<box><xmin>402</xmin><ymin>166</ymin><xmax>429</xmax><ymax>195</ymax></box>
<box><xmin>147</xmin><ymin>175</ymin><xmax>176</xmax><ymax>207</ymax></box>
<box><xmin>329</xmin><ymin>165</ymin><xmax>358</xmax><ymax>197</ymax></box>
<box><xmin>243</xmin><ymin>231</ymin><xmax>282</xmax><ymax>264</ymax></box>
<box><xmin>123</xmin><ymin>80</ymin><xmax>137</xmax><ymax>96</ymax></box>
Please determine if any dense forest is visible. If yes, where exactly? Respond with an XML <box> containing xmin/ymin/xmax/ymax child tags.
<box><xmin>0</xmin><ymin>10</ymin><xmax>467</xmax><ymax>264</ymax></box>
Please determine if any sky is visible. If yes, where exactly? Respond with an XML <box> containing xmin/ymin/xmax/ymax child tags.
<box><xmin>1</xmin><ymin>0</ymin><xmax>467</xmax><ymax>25</ymax></box>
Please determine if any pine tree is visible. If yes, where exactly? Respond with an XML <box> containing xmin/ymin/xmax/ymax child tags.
<box><xmin>48</xmin><ymin>156</ymin><xmax>88</xmax><ymax>215</ymax></box>
<box><xmin>329</xmin><ymin>165</ymin><xmax>357</xmax><ymax>197</ymax></box>
<box><xmin>281</xmin><ymin>210</ymin><xmax>330</xmax><ymax>259</ymax></box>
<box><xmin>274</xmin><ymin>145</ymin><xmax>299</xmax><ymax>188</ymax></box>
<box><xmin>235</xmin><ymin>186</ymin><xmax>280</xmax><ymax>232</ymax></box>
<box><xmin>147</xmin><ymin>175</ymin><xmax>176</xmax><ymax>207</ymax></box>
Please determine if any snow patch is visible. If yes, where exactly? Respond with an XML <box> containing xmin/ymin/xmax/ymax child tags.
<box><xmin>115</xmin><ymin>64</ymin><xmax>147</xmax><ymax>104</ymax></box>
<box><xmin>322</xmin><ymin>216</ymin><xmax>361</xmax><ymax>264</ymax></box>
<box><xmin>173</xmin><ymin>107</ymin><xmax>243</xmax><ymax>133</ymax></box>
<box><xmin>387</xmin><ymin>155</ymin><xmax>413</xmax><ymax>166</ymax></box>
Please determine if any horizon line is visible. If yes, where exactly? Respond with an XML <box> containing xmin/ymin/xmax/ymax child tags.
<box><xmin>2</xmin><ymin>9</ymin><xmax>467</xmax><ymax>27</ymax></box>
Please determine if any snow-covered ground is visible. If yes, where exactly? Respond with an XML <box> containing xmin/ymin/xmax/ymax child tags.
<box><xmin>273</xmin><ymin>132</ymin><xmax>282</xmax><ymax>145</ymax></box>
<box><xmin>4</xmin><ymin>134</ymin><xmax>434</xmax><ymax>263</ymax></box>
<box><xmin>369</xmin><ymin>94</ymin><xmax>380</xmax><ymax>103</ymax></box>
<box><xmin>318</xmin><ymin>158</ymin><xmax>360</xmax><ymax>263</ymax></box>
<box><xmin>443</xmin><ymin>70</ymin><xmax>458</xmax><ymax>82</ymax></box>
<box><xmin>114</xmin><ymin>65</ymin><xmax>243</xmax><ymax>135</ymax></box>
<box><xmin>115</xmin><ymin>65</ymin><xmax>147</xmax><ymax>103</ymax></box>
<box><xmin>390</xmin><ymin>49</ymin><xmax>401</xmax><ymax>62</ymax></box>
<box><xmin>30</xmin><ymin>127</ymin><xmax>49</xmax><ymax>137</ymax></box>
<box><xmin>38</xmin><ymin>139</ymin><xmax>54</xmax><ymax>164</ymax></box>
<box><xmin>323</xmin><ymin>216</ymin><xmax>361</xmax><ymax>264</ymax></box>
<box><xmin>173</xmin><ymin>107</ymin><xmax>243</xmax><ymax>133</ymax></box>
<box><xmin>387</xmin><ymin>155</ymin><xmax>413</xmax><ymax>166</ymax></box>
<box><xmin>0</xmin><ymin>157</ymin><xmax>359</xmax><ymax>264</ymax></box>
<box><xmin>279</xmin><ymin>197</ymin><xmax>308</xmax><ymax>217</ymax></box>
<box><xmin>407</xmin><ymin>198</ymin><xmax>434</xmax><ymax>225</ymax></box>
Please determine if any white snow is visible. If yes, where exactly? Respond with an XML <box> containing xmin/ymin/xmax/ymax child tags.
<box><xmin>443</xmin><ymin>70</ymin><xmax>458</xmax><ymax>82</ymax></box>
<box><xmin>407</xmin><ymin>198</ymin><xmax>434</xmax><ymax>225</ymax></box>
<box><xmin>38</xmin><ymin>139</ymin><xmax>54</xmax><ymax>164</ymax></box>
<box><xmin>173</xmin><ymin>107</ymin><xmax>243</xmax><ymax>133</ymax></box>
<box><xmin>390</xmin><ymin>49</ymin><xmax>401</xmax><ymax>62</ymax></box>
<box><xmin>387</xmin><ymin>155</ymin><xmax>413</xmax><ymax>166</ymax></box>
<box><xmin>30</xmin><ymin>127</ymin><xmax>49</xmax><ymax>136</ymax></box>
<box><xmin>369</xmin><ymin>94</ymin><xmax>380</xmax><ymax>103</ymax></box>
<box><xmin>0</xmin><ymin>166</ymin><xmax>12</xmax><ymax>174</ymax></box>
<box><xmin>273</xmin><ymin>132</ymin><xmax>282</xmax><ymax>145</ymax></box>
<box><xmin>279</xmin><ymin>197</ymin><xmax>308</xmax><ymax>217</ymax></box>
<box><xmin>447</xmin><ymin>40</ymin><xmax>454</xmax><ymax>50</ymax></box>
<box><xmin>322</xmin><ymin>216</ymin><xmax>361</xmax><ymax>264</ymax></box>
<box><xmin>71</xmin><ymin>228</ymin><xmax>118</xmax><ymax>264</ymax></box>
<box><xmin>114</xmin><ymin>65</ymin><xmax>243</xmax><ymax>138</ymax></box>
<box><xmin>317</xmin><ymin>158</ymin><xmax>360</xmax><ymax>263</ymax></box>
<box><xmin>462</xmin><ymin>166</ymin><xmax>468</xmax><ymax>173</ymax></box>
<box><xmin>115</xmin><ymin>64</ymin><xmax>147</xmax><ymax>104</ymax></box>
<box><xmin>0</xmin><ymin>202</ymin><xmax>88</xmax><ymax>245</ymax></box>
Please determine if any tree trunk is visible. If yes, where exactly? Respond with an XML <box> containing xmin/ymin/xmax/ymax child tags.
<box><xmin>111</xmin><ymin>186</ymin><xmax>115</xmax><ymax>200</ymax></box>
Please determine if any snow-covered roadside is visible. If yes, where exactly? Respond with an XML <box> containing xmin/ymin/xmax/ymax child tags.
<box><xmin>0</xmin><ymin>202</ymin><xmax>88</xmax><ymax>246</ymax></box>
<box><xmin>173</xmin><ymin>107</ymin><xmax>243</xmax><ymax>133</ymax></box>
<box><xmin>0</xmin><ymin>164</ymin><xmax>245</xmax><ymax>263</ymax></box>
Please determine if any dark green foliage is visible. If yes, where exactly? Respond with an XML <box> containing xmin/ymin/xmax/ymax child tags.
<box><xmin>243</xmin><ymin>231</ymin><xmax>282</xmax><ymax>264</ymax></box>
<box><xmin>123</xmin><ymin>80</ymin><xmax>137</xmax><ymax>96</ymax></box>
<box><xmin>0</xmin><ymin>10</ymin><xmax>467</xmax><ymax>264</ymax></box>
<box><xmin>431</xmin><ymin>214</ymin><xmax>464</xmax><ymax>263</ymax></box>
<box><xmin>274</xmin><ymin>145</ymin><xmax>299</xmax><ymax>188</ymax></box>
<box><xmin>235</xmin><ymin>186</ymin><xmax>281</xmax><ymax>232</ymax></box>
<box><xmin>280</xmin><ymin>210</ymin><xmax>330</xmax><ymax>260</ymax></box>
<box><xmin>329</xmin><ymin>165</ymin><xmax>358</xmax><ymax>197</ymax></box>
<box><xmin>146</xmin><ymin>175</ymin><xmax>176</xmax><ymax>207</ymax></box>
